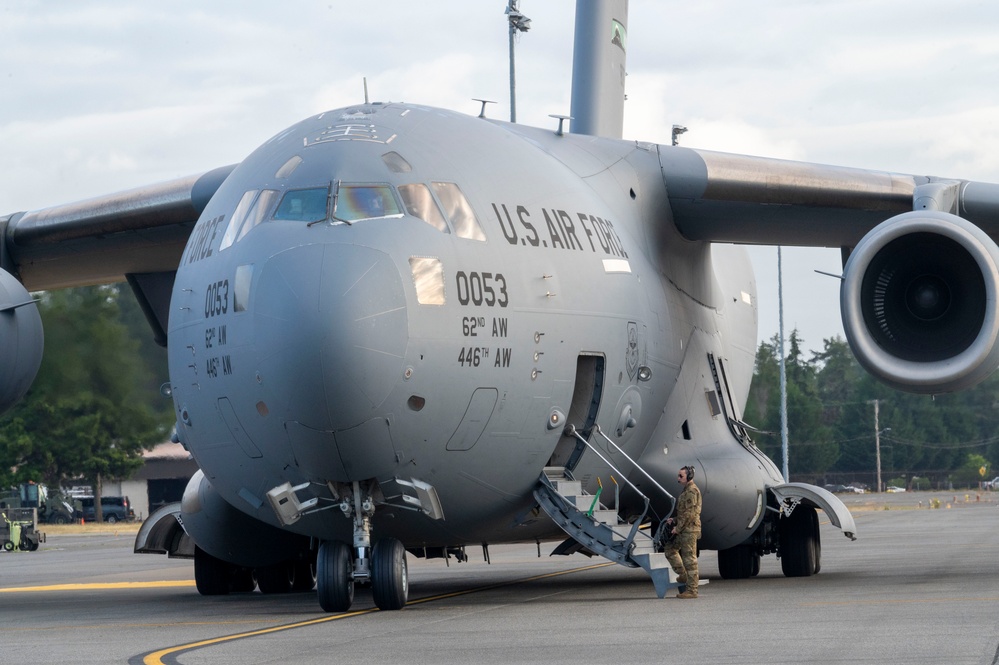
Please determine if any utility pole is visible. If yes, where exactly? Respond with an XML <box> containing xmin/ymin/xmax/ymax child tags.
<box><xmin>870</xmin><ymin>399</ymin><xmax>882</xmax><ymax>493</ymax></box>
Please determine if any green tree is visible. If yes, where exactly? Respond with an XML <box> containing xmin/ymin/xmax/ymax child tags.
<box><xmin>749</xmin><ymin>331</ymin><xmax>999</xmax><ymax>486</ymax></box>
<box><xmin>0</xmin><ymin>286</ymin><xmax>169</xmax><ymax>518</ymax></box>
<box><xmin>747</xmin><ymin>331</ymin><xmax>838</xmax><ymax>476</ymax></box>
<box><xmin>954</xmin><ymin>453</ymin><xmax>990</xmax><ymax>488</ymax></box>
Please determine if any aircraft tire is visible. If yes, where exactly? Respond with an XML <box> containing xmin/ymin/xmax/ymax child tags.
<box><xmin>717</xmin><ymin>545</ymin><xmax>758</xmax><ymax>579</ymax></box>
<box><xmin>317</xmin><ymin>540</ymin><xmax>354</xmax><ymax>612</ymax></box>
<box><xmin>230</xmin><ymin>568</ymin><xmax>257</xmax><ymax>593</ymax></box>
<box><xmin>779</xmin><ymin>505</ymin><xmax>818</xmax><ymax>577</ymax></box>
<box><xmin>291</xmin><ymin>560</ymin><xmax>317</xmax><ymax>592</ymax></box>
<box><xmin>371</xmin><ymin>538</ymin><xmax>408</xmax><ymax>611</ymax></box>
<box><xmin>256</xmin><ymin>562</ymin><xmax>295</xmax><ymax>594</ymax></box>
<box><xmin>194</xmin><ymin>546</ymin><xmax>234</xmax><ymax>595</ymax></box>
<box><xmin>810</xmin><ymin>507</ymin><xmax>822</xmax><ymax>575</ymax></box>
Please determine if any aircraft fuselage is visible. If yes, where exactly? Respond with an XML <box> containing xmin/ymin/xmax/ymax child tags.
<box><xmin>168</xmin><ymin>102</ymin><xmax>782</xmax><ymax>555</ymax></box>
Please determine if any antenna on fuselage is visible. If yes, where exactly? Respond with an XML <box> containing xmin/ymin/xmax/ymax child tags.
<box><xmin>363</xmin><ymin>77</ymin><xmax>369</xmax><ymax>104</ymax></box>
<box><xmin>473</xmin><ymin>99</ymin><xmax>497</xmax><ymax>118</ymax></box>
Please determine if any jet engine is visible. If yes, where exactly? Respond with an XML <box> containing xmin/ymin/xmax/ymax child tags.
<box><xmin>0</xmin><ymin>268</ymin><xmax>43</xmax><ymax>415</ymax></box>
<box><xmin>841</xmin><ymin>211</ymin><xmax>999</xmax><ymax>394</ymax></box>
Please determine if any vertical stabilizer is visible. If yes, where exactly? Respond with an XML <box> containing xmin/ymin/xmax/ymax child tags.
<box><xmin>570</xmin><ymin>0</ymin><xmax>628</xmax><ymax>139</ymax></box>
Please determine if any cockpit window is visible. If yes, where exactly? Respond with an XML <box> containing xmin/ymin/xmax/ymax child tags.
<box><xmin>399</xmin><ymin>183</ymin><xmax>449</xmax><ymax>233</ymax></box>
<box><xmin>274</xmin><ymin>187</ymin><xmax>329</xmax><ymax>222</ymax></box>
<box><xmin>335</xmin><ymin>185</ymin><xmax>402</xmax><ymax>222</ymax></box>
<box><xmin>275</xmin><ymin>155</ymin><xmax>303</xmax><ymax>179</ymax></box>
<box><xmin>220</xmin><ymin>190</ymin><xmax>258</xmax><ymax>251</ymax></box>
<box><xmin>237</xmin><ymin>189</ymin><xmax>280</xmax><ymax>242</ymax></box>
<box><xmin>431</xmin><ymin>182</ymin><xmax>486</xmax><ymax>241</ymax></box>
<box><xmin>220</xmin><ymin>189</ymin><xmax>280</xmax><ymax>251</ymax></box>
<box><xmin>381</xmin><ymin>151</ymin><xmax>412</xmax><ymax>173</ymax></box>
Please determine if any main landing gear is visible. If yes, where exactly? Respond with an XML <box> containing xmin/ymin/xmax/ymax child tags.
<box><xmin>193</xmin><ymin>546</ymin><xmax>316</xmax><ymax>595</ymax></box>
<box><xmin>716</xmin><ymin>503</ymin><xmax>822</xmax><ymax>580</ymax></box>
<box><xmin>779</xmin><ymin>503</ymin><xmax>821</xmax><ymax>577</ymax></box>
<box><xmin>316</xmin><ymin>481</ymin><xmax>409</xmax><ymax>613</ymax></box>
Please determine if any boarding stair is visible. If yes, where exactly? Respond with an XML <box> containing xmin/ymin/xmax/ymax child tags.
<box><xmin>533</xmin><ymin>425</ymin><xmax>687</xmax><ymax>599</ymax></box>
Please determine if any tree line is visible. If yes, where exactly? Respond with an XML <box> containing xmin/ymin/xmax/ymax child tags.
<box><xmin>0</xmin><ymin>286</ymin><xmax>173</xmax><ymax>509</ymax></box>
<box><xmin>746</xmin><ymin>332</ymin><xmax>999</xmax><ymax>489</ymax></box>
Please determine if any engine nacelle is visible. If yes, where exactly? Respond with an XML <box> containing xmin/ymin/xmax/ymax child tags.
<box><xmin>181</xmin><ymin>470</ymin><xmax>311</xmax><ymax>568</ymax></box>
<box><xmin>0</xmin><ymin>268</ymin><xmax>43</xmax><ymax>415</ymax></box>
<box><xmin>841</xmin><ymin>211</ymin><xmax>999</xmax><ymax>394</ymax></box>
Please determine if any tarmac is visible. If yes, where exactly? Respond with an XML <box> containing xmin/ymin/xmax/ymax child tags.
<box><xmin>1</xmin><ymin>490</ymin><xmax>997</xmax><ymax>665</ymax></box>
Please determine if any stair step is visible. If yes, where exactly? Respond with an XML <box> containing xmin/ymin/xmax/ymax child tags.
<box><xmin>632</xmin><ymin>543</ymin><xmax>658</xmax><ymax>556</ymax></box>
<box><xmin>632</xmin><ymin>551</ymin><xmax>672</xmax><ymax>571</ymax></box>
<box><xmin>534</xmin><ymin>470</ymin><xmax>673</xmax><ymax>600</ymax></box>
<box><xmin>612</xmin><ymin>524</ymin><xmax>657</xmax><ymax>542</ymax></box>
<box><xmin>611</xmin><ymin>526</ymin><xmax>628</xmax><ymax>541</ymax></box>
<box><xmin>553</xmin><ymin>479</ymin><xmax>581</xmax><ymax>496</ymax></box>
<box><xmin>543</xmin><ymin>466</ymin><xmax>567</xmax><ymax>480</ymax></box>
<box><xmin>590</xmin><ymin>509</ymin><xmax>619</xmax><ymax>525</ymax></box>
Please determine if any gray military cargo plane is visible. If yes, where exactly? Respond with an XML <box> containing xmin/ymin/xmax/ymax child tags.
<box><xmin>3</xmin><ymin>0</ymin><xmax>999</xmax><ymax>611</ymax></box>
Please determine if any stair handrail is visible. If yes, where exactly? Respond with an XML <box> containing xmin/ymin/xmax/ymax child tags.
<box><xmin>592</xmin><ymin>425</ymin><xmax>676</xmax><ymax>508</ymax></box>
<box><xmin>565</xmin><ymin>425</ymin><xmax>650</xmax><ymax>551</ymax></box>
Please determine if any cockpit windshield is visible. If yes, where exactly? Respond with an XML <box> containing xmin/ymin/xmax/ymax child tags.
<box><xmin>273</xmin><ymin>187</ymin><xmax>329</xmax><ymax>223</ymax></box>
<box><xmin>334</xmin><ymin>184</ymin><xmax>403</xmax><ymax>222</ymax></box>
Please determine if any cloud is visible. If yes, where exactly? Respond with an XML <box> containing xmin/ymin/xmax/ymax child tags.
<box><xmin>3</xmin><ymin>0</ymin><xmax>999</xmax><ymax>352</ymax></box>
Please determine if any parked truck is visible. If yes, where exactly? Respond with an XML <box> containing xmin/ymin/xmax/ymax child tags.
<box><xmin>0</xmin><ymin>483</ymin><xmax>75</xmax><ymax>524</ymax></box>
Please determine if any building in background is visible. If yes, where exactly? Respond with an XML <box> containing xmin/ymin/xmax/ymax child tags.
<box><xmin>103</xmin><ymin>442</ymin><xmax>197</xmax><ymax>521</ymax></box>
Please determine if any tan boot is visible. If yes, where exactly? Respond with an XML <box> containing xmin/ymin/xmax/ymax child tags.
<box><xmin>677</xmin><ymin>589</ymin><xmax>698</xmax><ymax>599</ymax></box>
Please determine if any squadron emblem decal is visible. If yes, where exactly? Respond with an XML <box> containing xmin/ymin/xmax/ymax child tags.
<box><xmin>627</xmin><ymin>322</ymin><xmax>639</xmax><ymax>380</ymax></box>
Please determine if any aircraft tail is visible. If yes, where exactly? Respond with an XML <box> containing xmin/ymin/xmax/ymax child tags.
<box><xmin>570</xmin><ymin>0</ymin><xmax>628</xmax><ymax>139</ymax></box>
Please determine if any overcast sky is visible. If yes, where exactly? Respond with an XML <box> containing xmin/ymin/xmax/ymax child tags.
<box><xmin>3</xmin><ymin>0</ymin><xmax>999</xmax><ymax>354</ymax></box>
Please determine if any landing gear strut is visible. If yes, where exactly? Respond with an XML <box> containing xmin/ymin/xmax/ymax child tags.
<box><xmin>315</xmin><ymin>481</ymin><xmax>409</xmax><ymax>613</ymax></box>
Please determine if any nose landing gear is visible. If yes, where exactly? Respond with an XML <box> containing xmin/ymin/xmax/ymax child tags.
<box><xmin>316</xmin><ymin>480</ymin><xmax>409</xmax><ymax>613</ymax></box>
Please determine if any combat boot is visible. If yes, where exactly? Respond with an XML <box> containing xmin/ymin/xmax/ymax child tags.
<box><xmin>677</xmin><ymin>589</ymin><xmax>698</xmax><ymax>599</ymax></box>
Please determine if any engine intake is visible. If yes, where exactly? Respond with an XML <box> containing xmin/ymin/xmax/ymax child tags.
<box><xmin>0</xmin><ymin>268</ymin><xmax>43</xmax><ymax>415</ymax></box>
<box><xmin>841</xmin><ymin>211</ymin><xmax>999</xmax><ymax>394</ymax></box>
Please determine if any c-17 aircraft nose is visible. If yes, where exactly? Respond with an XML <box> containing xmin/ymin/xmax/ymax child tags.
<box><xmin>252</xmin><ymin>242</ymin><xmax>409</xmax><ymax>433</ymax></box>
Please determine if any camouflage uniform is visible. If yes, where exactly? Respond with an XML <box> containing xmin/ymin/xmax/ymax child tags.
<box><xmin>665</xmin><ymin>480</ymin><xmax>701</xmax><ymax>597</ymax></box>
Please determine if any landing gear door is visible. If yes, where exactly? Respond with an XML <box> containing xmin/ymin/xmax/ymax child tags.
<box><xmin>769</xmin><ymin>482</ymin><xmax>857</xmax><ymax>541</ymax></box>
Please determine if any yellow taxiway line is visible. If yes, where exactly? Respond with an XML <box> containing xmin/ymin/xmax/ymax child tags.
<box><xmin>0</xmin><ymin>580</ymin><xmax>196</xmax><ymax>593</ymax></box>
<box><xmin>140</xmin><ymin>562</ymin><xmax>613</xmax><ymax>665</ymax></box>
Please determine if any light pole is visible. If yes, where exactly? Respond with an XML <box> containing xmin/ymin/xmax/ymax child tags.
<box><xmin>506</xmin><ymin>1</ymin><xmax>531</xmax><ymax>123</ymax></box>
<box><xmin>778</xmin><ymin>246</ymin><xmax>789</xmax><ymax>482</ymax></box>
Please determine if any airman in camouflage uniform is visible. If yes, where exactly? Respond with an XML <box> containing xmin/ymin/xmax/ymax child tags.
<box><xmin>665</xmin><ymin>465</ymin><xmax>701</xmax><ymax>598</ymax></box>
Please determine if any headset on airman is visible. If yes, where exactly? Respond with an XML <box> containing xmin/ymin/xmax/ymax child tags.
<box><xmin>681</xmin><ymin>465</ymin><xmax>695</xmax><ymax>481</ymax></box>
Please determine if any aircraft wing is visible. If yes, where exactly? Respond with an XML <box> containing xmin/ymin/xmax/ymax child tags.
<box><xmin>657</xmin><ymin>145</ymin><xmax>999</xmax><ymax>396</ymax></box>
<box><xmin>661</xmin><ymin>146</ymin><xmax>999</xmax><ymax>247</ymax></box>
<box><xmin>1</xmin><ymin>165</ymin><xmax>236</xmax><ymax>291</ymax></box>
